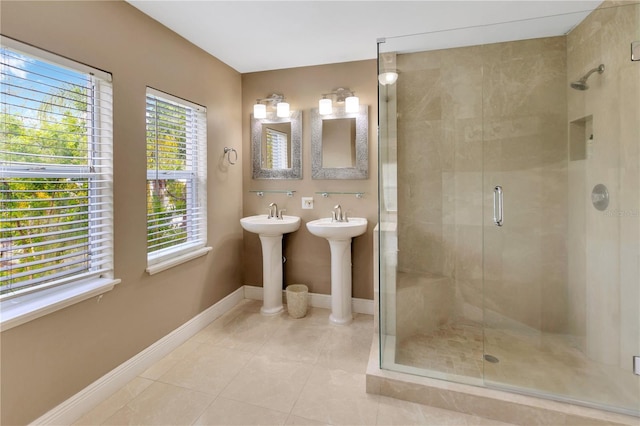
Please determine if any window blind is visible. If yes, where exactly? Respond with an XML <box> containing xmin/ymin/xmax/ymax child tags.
<box><xmin>0</xmin><ymin>36</ymin><xmax>114</xmax><ymax>298</ymax></box>
<box><xmin>265</xmin><ymin>127</ymin><xmax>288</xmax><ymax>169</ymax></box>
<box><xmin>145</xmin><ymin>89</ymin><xmax>207</xmax><ymax>264</ymax></box>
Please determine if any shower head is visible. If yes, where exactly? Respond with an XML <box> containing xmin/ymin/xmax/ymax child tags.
<box><xmin>570</xmin><ymin>80</ymin><xmax>589</xmax><ymax>91</ymax></box>
<box><xmin>570</xmin><ymin>64</ymin><xmax>605</xmax><ymax>90</ymax></box>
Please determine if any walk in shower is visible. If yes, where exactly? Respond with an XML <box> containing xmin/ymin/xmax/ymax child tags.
<box><xmin>377</xmin><ymin>2</ymin><xmax>639</xmax><ymax>416</ymax></box>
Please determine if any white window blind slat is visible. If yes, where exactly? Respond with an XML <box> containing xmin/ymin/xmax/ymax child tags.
<box><xmin>1</xmin><ymin>250</ymin><xmax>92</xmax><ymax>274</ymax></box>
<box><xmin>265</xmin><ymin>128</ymin><xmax>289</xmax><ymax>169</ymax></box>
<box><xmin>4</xmin><ymin>241</ymin><xmax>90</xmax><ymax>261</ymax></box>
<box><xmin>1</xmin><ymin>37</ymin><xmax>114</xmax><ymax>298</ymax></box>
<box><xmin>145</xmin><ymin>89</ymin><xmax>207</xmax><ymax>265</ymax></box>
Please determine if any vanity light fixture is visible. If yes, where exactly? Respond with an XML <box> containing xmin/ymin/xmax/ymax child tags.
<box><xmin>318</xmin><ymin>87</ymin><xmax>359</xmax><ymax>115</ymax></box>
<box><xmin>378</xmin><ymin>71</ymin><xmax>398</xmax><ymax>86</ymax></box>
<box><xmin>253</xmin><ymin>93</ymin><xmax>290</xmax><ymax>118</ymax></box>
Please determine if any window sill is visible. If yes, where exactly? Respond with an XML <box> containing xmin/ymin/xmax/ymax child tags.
<box><xmin>0</xmin><ymin>277</ymin><xmax>120</xmax><ymax>332</ymax></box>
<box><xmin>146</xmin><ymin>246</ymin><xmax>212</xmax><ymax>276</ymax></box>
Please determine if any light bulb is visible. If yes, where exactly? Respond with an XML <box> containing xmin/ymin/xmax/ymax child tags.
<box><xmin>253</xmin><ymin>103</ymin><xmax>266</xmax><ymax>119</ymax></box>
<box><xmin>378</xmin><ymin>72</ymin><xmax>398</xmax><ymax>86</ymax></box>
<box><xmin>276</xmin><ymin>102</ymin><xmax>289</xmax><ymax>118</ymax></box>
<box><xmin>345</xmin><ymin>95</ymin><xmax>359</xmax><ymax>113</ymax></box>
<box><xmin>319</xmin><ymin>98</ymin><xmax>332</xmax><ymax>115</ymax></box>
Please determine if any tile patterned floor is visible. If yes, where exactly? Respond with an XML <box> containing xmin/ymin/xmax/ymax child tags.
<box><xmin>74</xmin><ymin>299</ymin><xmax>514</xmax><ymax>425</ymax></box>
<box><xmin>396</xmin><ymin>323</ymin><xmax>484</xmax><ymax>379</ymax></box>
<box><xmin>395</xmin><ymin>321</ymin><xmax>640</xmax><ymax>414</ymax></box>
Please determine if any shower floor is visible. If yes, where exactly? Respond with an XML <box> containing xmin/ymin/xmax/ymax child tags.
<box><xmin>396</xmin><ymin>322</ymin><xmax>484</xmax><ymax>379</ymax></box>
<box><xmin>395</xmin><ymin>322</ymin><xmax>640</xmax><ymax>414</ymax></box>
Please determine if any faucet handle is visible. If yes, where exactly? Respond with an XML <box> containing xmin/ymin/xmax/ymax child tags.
<box><xmin>267</xmin><ymin>207</ymin><xmax>273</xmax><ymax>219</ymax></box>
<box><xmin>343</xmin><ymin>210</ymin><xmax>348</xmax><ymax>222</ymax></box>
<box><xmin>278</xmin><ymin>209</ymin><xmax>286</xmax><ymax>219</ymax></box>
<box><xmin>331</xmin><ymin>211</ymin><xmax>337</xmax><ymax>222</ymax></box>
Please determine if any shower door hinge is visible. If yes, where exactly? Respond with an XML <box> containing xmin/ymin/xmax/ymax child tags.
<box><xmin>634</xmin><ymin>356</ymin><xmax>640</xmax><ymax>376</ymax></box>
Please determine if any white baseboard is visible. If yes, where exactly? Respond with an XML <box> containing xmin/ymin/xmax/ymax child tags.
<box><xmin>31</xmin><ymin>286</ymin><xmax>245</xmax><ymax>426</ymax></box>
<box><xmin>243</xmin><ymin>284</ymin><xmax>375</xmax><ymax>315</ymax></box>
<box><xmin>30</xmin><ymin>285</ymin><xmax>374</xmax><ymax>425</ymax></box>
<box><xmin>243</xmin><ymin>284</ymin><xmax>264</xmax><ymax>301</ymax></box>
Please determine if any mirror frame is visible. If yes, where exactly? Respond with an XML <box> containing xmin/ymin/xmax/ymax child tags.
<box><xmin>251</xmin><ymin>110</ymin><xmax>302</xmax><ymax>179</ymax></box>
<box><xmin>311</xmin><ymin>105</ymin><xmax>368</xmax><ymax>179</ymax></box>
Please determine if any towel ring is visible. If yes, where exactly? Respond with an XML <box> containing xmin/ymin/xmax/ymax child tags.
<box><xmin>224</xmin><ymin>147</ymin><xmax>238</xmax><ymax>165</ymax></box>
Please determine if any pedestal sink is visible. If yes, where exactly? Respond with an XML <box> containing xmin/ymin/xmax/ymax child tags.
<box><xmin>306</xmin><ymin>217</ymin><xmax>367</xmax><ymax>325</ymax></box>
<box><xmin>241</xmin><ymin>214</ymin><xmax>301</xmax><ymax>315</ymax></box>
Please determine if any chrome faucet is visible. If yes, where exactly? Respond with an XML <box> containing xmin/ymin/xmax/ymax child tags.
<box><xmin>268</xmin><ymin>202</ymin><xmax>277</xmax><ymax>219</ymax></box>
<box><xmin>332</xmin><ymin>204</ymin><xmax>348</xmax><ymax>222</ymax></box>
<box><xmin>268</xmin><ymin>202</ymin><xmax>285</xmax><ymax>220</ymax></box>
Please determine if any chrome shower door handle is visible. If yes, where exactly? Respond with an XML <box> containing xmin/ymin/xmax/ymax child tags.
<box><xmin>493</xmin><ymin>185</ymin><xmax>504</xmax><ymax>227</ymax></box>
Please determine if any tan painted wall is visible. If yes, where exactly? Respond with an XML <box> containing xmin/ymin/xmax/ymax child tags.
<box><xmin>1</xmin><ymin>1</ymin><xmax>243</xmax><ymax>424</ymax></box>
<box><xmin>241</xmin><ymin>61</ymin><xmax>378</xmax><ymax>300</ymax></box>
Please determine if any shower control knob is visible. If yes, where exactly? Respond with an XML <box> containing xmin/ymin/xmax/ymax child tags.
<box><xmin>591</xmin><ymin>184</ymin><xmax>609</xmax><ymax>211</ymax></box>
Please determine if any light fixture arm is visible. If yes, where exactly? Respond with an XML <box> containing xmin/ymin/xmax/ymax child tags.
<box><xmin>253</xmin><ymin>93</ymin><xmax>290</xmax><ymax>118</ymax></box>
<box><xmin>321</xmin><ymin>87</ymin><xmax>356</xmax><ymax>103</ymax></box>
<box><xmin>318</xmin><ymin>87</ymin><xmax>359</xmax><ymax>115</ymax></box>
<box><xmin>255</xmin><ymin>93</ymin><xmax>285</xmax><ymax>106</ymax></box>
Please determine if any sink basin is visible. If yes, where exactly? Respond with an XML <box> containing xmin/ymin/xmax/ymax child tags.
<box><xmin>240</xmin><ymin>214</ymin><xmax>301</xmax><ymax>315</ymax></box>
<box><xmin>241</xmin><ymin>214</ymin><xmax>301</xmax><ymax>236</ymax></box>
<box><xmin>306</xmin><ymin>217</ymin><xmax>367</xmax><ymax>240</ymax></box>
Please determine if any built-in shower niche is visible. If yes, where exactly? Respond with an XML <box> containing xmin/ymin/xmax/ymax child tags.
<box><xmin>569</xmin><ymin>115</ymin><xmax>593</xmax><ymax>161</ymax></box>
<box><xmin>567</xmin><ymin>117</ymin><xmax>590</xmax><ymax>352</ymax></box>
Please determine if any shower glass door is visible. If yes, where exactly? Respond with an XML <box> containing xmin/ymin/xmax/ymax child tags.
<box><xmin>378</xmin><ymin>1</ymin><xmax>640</xmax><ymax>416</ymax></box>
<box><xmin>481</xmin><ymin>3</ymin><xmax>640</xmax><ymax>415</ymax></box>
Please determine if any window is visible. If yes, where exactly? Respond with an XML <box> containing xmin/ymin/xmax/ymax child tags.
<box><xmin>145</xmin><ymin>88</ymin><xmax>207</xmax><ymax>269</ymax></box>
<box><xmin>265</xmin><ymin>127</ymin><xmax>288</xmax><ymax>169</ymax></box>
<box><xmin>1</xmin><ymin>37</ymin><xmax>114</xmax><ymax>300</ymax></box>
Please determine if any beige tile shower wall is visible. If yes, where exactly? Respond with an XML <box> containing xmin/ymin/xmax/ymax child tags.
<box><xmin>396</xmin><ymin>37</ymin><xmax>568</xmax><ymax>332</ymax></box>
<box><xmin>482</xmin><ymin>37</ymin><xmax>568</xmax><ymax>333</ymax></box>
<box><xmin>241</xmin><ymin>61</ymin><xmax>378</xmax><ymax>300</ymax></box>
<box><xmin>567</xmin><ymin>1</ymin><xmax>640</xmax><ymax>367</ymax></box>
<box><xmin>1</xmin><ymin>1</ymin><xmax>244</xmax><ymax>424</ymax></box>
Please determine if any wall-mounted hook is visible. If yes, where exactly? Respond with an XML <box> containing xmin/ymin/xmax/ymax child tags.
<box><xmin>224</xmin><ymin>147</ymin><xmax>238</xmax><ymax>165</ymax></box>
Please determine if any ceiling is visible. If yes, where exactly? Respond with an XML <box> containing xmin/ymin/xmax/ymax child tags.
<box><xmin>126</xmin><ymin>1</ymin><xmax>602</xmax><ymax>73</ymax></box>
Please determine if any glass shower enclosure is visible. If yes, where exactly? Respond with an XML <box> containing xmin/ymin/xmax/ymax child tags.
<box><xmin>378</xmin><ymin>2</ymin><xmax>639</xmax><ymax>416</ymax></box>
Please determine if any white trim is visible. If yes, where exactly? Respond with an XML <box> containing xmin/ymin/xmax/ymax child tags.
<box><xmin>0</xmin><ymin>278</ymin><xmax>120</xmax><ymax>332</ymax></box>
<box><xmin>243</xmin><ymin>285</ymin><xmax>375</xmax><ymax>315</ymax></box>
<box><xmin>27</xmin><ymin>286</ymin><xmax>371</xmax><ymax>424</ymax></box>
<box><xmin>0</xmin><ymin>35</ymin><xmax>112</xmax><ymax>82</ymax></box>
<box><xmin>30</xmin><ymin>286</ymin><xmax>245</xmax><ymax>426</ymax></box>
<box><xmin>353</xmin><ymin>297</ymin><xmax>375</xmax><ymax>315</ymax></box>
<box><xmin>243</xmin><ymin>284</ymin><xmax>265</xmax><ymax>301</ymax></box>
<box><xmin>146</xmin><ymin>87</ymin><xmax>206</xmax><ymax>112</ymax></box>
<box><xmin>145</xmin><ymin>246</ymin><xmax>212</xmax><ymax>275</ymax></box>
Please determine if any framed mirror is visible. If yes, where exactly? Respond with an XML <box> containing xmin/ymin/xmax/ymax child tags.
<box><xmin>251</xmin><ymin>111</ymin><xmax>302</xmax><ymax>179</ymax></box>
<box><xmin>311</xmin><ymin>105</ymin><xmax>368</xmax><ymax>179</ymax></box>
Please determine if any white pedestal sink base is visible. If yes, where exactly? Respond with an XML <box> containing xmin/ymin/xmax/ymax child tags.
<box><xmin>328</xmin><ymin>239</ymin><xmax>353</xmax><ymax>325</ymax></box>
<box><xmin>306</xmin><ymin>217</ymin><xmax>367</xmax><ymax>326</ymax></box>
<box><xmin>259</xmin><ymin>234</ymin><xmax>284</xmax><ymax>315</ymax></box>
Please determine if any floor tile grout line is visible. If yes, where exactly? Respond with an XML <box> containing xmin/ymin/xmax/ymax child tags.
<box><xmin>86</xmin><ymin>301</ymin><xmax>381</xmax><ymax>425</ymax></box>
<box><xmin>189</xmin><ymin>302</ymin><xmax>268</xmax><ymax>425</ymax></box>
<box><xmin>287</xmin><ymin>357</ymin><xmax>319</xmax><ymax>420</ymax></box>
